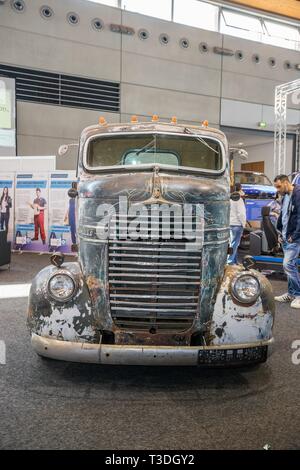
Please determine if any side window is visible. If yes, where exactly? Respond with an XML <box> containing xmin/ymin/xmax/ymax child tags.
<box><xmin>122</xmin><ymin>150</ymin><xmax>180</xmax><ymax>166</ymax></box>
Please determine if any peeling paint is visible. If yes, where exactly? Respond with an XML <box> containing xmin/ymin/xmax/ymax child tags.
<box><xmin>27</xmin><ymin>121</ymin><xmax>275</xmax><ymax>364</ymax></box>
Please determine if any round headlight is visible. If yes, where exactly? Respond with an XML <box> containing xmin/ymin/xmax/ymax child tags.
<box><xmin>48</xmin><ymin>272</ymin><xmax>76</xmax><ymax>302</ymax></box>
<box><xmin>231</xmin><ymin>274</ymin><xmax>260</xmax><ymax>304</ymax></box>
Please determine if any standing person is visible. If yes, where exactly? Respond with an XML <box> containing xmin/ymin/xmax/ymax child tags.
<box><xmin>234</xmin><ymin>182</ymin><xmax>245</xmax><ymax>198</ymax></box>
<box><xmin>0</xmin><ymin>187</ymin><xmax>12</xmax><ymax>233</ymax></box>
<box><xmin>29</xmin><ymin>188</ymin><xmax>47</xmax><ymax>244</ymax></box>
<box><xmin>228</xmin><ymin>191</ymin><xmax>247</xmax><ymax>265</ymax></box>
<box><xmin>273</xmin><ymin>175</ymin><xmax>300</xmax><ymax>308</ymax></box>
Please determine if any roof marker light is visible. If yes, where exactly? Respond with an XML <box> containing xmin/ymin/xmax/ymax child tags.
<box><xmin>131</xmin><ymin>115</ymin><xmax>138</xmax><ymax>123</ymax></box>
<box><xmin>151</xmin><ymin>114</ymin><xmax>159</xmax><ymax>122</ymax></box>
<box><xmin>202</xmin><ymin>120</ymin><xmax>209</xmax><ymax>127</ymax></box>
<box><xmin>171</xmin><ymin>116</ymin><xmax>177</xmax><ymax>124</ymax></box>
<box><xmin>99</xmin><ymin>116</ymin><xmax>107</xmax><ymax>125</ymax></box>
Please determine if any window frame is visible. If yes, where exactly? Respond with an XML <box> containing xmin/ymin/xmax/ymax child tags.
<box><xmin>86</xmin><ymin>1</ymin><xmax>300</xmax><ymax>52</ymax></box>
<box><xmin>220</xmin><ymin>6</ymin><xmax>300</xmax><ymax>51</ymax></box>
<box><xmin>173</xmin><ymin>0</ymin><xmax>219</xmax><ymax>32</ymax></box>
<box><xmin>121</xmin><ymin>0</ymin><xmax>173</xmax><ymax>21</ymax></box>
<box><xmin>82</xmin><ymin>131</ymin><xmax>226</xmax><ymax>176</ymax></box>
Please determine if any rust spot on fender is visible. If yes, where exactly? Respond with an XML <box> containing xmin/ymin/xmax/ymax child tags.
<box><xmin>86</xmin><ymin>275</ymin><xmax>102</xmax><ymax>304</ymax></box>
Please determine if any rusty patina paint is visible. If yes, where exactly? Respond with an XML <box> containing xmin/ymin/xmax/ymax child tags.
<box><xmin>208</xmin><ymin>265</ymin><xmax>275</xmax><ymax>345</ymax></box>
<box><xmin>27</xmin><ymin>121</ymin><xmax>274</xmax><ymax>351</ymax></box>
<box><xmin>27</xmin><ymin>262</ymin><xmax>99</xmax><ymax>343</ymax></box>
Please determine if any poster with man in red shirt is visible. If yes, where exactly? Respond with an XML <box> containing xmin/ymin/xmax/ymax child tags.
<box><xmin>29</xmin><ymin>188</ymin><xmax>47</xmax><ymax>244</ymax></box>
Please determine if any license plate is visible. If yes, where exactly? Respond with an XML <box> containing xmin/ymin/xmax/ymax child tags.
<box><xmin>198</xmin><ymin>346</ymin><xmax>268</xmax><ymax>366</ymax></box>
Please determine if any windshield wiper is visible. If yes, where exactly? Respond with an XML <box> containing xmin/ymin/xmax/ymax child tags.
<box><xmin>134</xmin><ymin>137</ymin><xmax>156</xmax><ymax>156</ymax></box>
<box><xmin>184</xmin><ymin>127</ymin><xmax>219</xmax><ymax>154</ymax></box>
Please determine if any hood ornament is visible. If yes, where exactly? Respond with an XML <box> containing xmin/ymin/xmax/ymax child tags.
<box><xmin>138</xmin><ymin>166</ymin><xmax>177</xmax><ymax>206</ymax></box>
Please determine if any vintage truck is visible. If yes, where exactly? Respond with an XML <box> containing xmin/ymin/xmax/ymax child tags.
<box><xmin>27</xmin><ymin>117</ymin><xmax>275</xmax><ymax>366</ymax></box>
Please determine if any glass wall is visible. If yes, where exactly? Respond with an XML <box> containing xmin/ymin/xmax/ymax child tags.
<box><xmin>89</xmin><ymin>0</ymin><xmax>300</xmax><ymax>51</ymax></box>
<box><xmin>173</xmin><ymin>0</ymin><xmax>218</xmax><ymax>32</ymax></box>
<box><xmin>121</xmin><ymin>0</ymin><xmax>172</xmax><ymax>21</ymax></box>
<box><xmin>88</xmin><ymin>0</ymin><xmax>118</xmax><ymax>7</ymax></box>
<box><xmin>220</xmin><ymin>9</ymin><xmax>264</xmax><ymax>42</ymax></box>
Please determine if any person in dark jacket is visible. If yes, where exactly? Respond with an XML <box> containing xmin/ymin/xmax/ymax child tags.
<box><xmin>274</xmin><ymin>174</ymin><xmax>300</xmax><ymax>308</ymax></box>
<box><xmin>0</xmin><ymin>187</ymin><xmax>12</xmax><ymax>233</ymax></box>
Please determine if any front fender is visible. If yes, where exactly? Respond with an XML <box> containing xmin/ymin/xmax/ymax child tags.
<box><xmin>27</xmin><ymin>262</ymin><xmax>98</xmax><ymax>343</ymax></box>
<box><xmin>208</xmin><ymin>265</ymin><xmax>275</xmax><ymax>345</ymax></box>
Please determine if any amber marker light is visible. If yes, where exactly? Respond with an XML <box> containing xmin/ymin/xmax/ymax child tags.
<box><xmin>99</xmin><ymin>116</ymin><xmax>107</xmax><ymax>125</ymax></box>
<box><xmin>171</xmin><ymin>116</ymin><xmax>177</xmax><ymax>124</ymax></box>
<box><xmin>151</xmin><ymin>114</ymin><xmax>159</xmax><ymax>122</ymax></box>
<box><xmin>131</xmin><ymin>115</ymin><xmax>138</xmax><ymax>123</ymax></box>
<box><xmin>202</xmin><ymin>120</ymin><xmax>209</xmax><ymax>127</ymax></box>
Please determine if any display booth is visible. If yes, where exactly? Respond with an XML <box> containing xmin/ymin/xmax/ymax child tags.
<box><xmin>48</xmin><ymin>171</ymin><xmax>77</xmax><ymax>253</ymax></box>
<box><xmin>14</xmin><ymin>172</ymin><xmax>49</xmax><ymax>252</ymax></box>
<box><xmin>0</xmin><ymin>172</ymin><xmax>14</xmax><ymax>243</ymax></box>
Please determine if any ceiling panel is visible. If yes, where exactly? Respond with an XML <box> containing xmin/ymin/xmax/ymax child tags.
<box><xmin>222</xmin><ymin>1</ymin><xmax>300</xmax><ymax>20</ymax></box>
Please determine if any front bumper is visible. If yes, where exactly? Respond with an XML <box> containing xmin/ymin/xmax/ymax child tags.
<box><xmin>31</xmin><ymin>334</ymin><xmax>274</xmax><ymax>366</ymax></box>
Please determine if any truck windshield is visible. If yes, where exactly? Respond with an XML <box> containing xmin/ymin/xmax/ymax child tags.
<box><xmin>235</xmin><ymin>172</ymin><xmax>272</xmax><ymax>185</ymax></box>
<box><xmin>86</xmin><ymin>133</ymin><xmax>223</xmax><ymax>171</ymax></box>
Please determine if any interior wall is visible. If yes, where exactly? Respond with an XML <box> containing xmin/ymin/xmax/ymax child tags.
<box><xmin>233</xmin><ymin>138</ymin><xmax>294</xmax><ymax>179</ymax></box>
<box><xmin>0</xmin><ymin>0</ymin><xmax>299</xmax><ymax>169</ymax></box>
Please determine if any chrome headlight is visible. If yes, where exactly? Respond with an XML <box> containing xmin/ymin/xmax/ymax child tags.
<box><xmin>48</xmin><ymin>271</ymin><xmax>76</xmax><ymax>302</ymax></box>
<box><xmin>231</xmin><ymin>274</ymin><xmax>261</xmax><ymax>304</ymax></box>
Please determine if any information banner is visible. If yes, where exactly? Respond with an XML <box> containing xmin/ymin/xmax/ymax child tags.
<box><xmin>48</xmin><ymin>171</ymin><xmax>77</xmax><ymax>253</ymax></box>
<box><xmin>14</xmin><ymin>173</ymin><xmax>49</xmax><ymax>252</ymax></box>
<box><xmin>0</xmin><ymin>76</ymin><xmax>16</xmax><ymax>157</ymax></box>
<box><xmin>0</xmin><ymin>172</ymin><xmax>15</xmax><ymax>243</ymax></box>
<box><xmin>245</xmin><ymin>198</ymin><xmax>273</xmax><ymax>222</ymax></box>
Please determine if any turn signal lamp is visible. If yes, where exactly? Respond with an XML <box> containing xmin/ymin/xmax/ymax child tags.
<box><xmin>131</xmin><ymin>115</ymin><xmax>138</xmax><ymax>123</ymax></box>
<box><xmin>152</xmin><ymin>114</ymin><xmax>159</xmax><ymax>122</ymax></box>
<box><xmin>202</xmin><ymin>120</ymin><xmax>209</xmax><ymax>127</ymax></box>
<box><xmin>171</xmin><ymin>116</ymin><xmax>177</xmax><ymax>124</ymax></box>
<box><xmin>99</xmin><ymin>116</ymin><xmax>107</xmax><ymax>125</ymax></box>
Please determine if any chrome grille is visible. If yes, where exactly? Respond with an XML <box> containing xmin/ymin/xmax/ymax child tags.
<box><xmin>108</xmin><ymin>212</ymin><xmax>202</xmax><ymax>331</ymax></box>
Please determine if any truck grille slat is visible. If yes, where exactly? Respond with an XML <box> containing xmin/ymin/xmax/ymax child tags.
<box><xmin>109</xmin><ymin>280</ymin><xmax>200</xmax><ymax>285</ymax></box>
<box><xmin>109</xmin><ymin>267</ymin><xmax>200</xmax><ymax>273</ymax></box>
<box><xmin>115</xmin><ymin>320</ymin><xmax>192</xmax><ymax>330</ymax></box>
<box><xmin>109</xmin><ymin>273</ymin><xmax>200</xmax><ymax>279</ymax></box>
<box><xmin>109</xmin><ymin>253</ymin><xmax>200</xmax><ymax>259</ymax></box>
<box><xmin>111</xmin><ymin>294</ymin><xmax>198</xmax><ymax>300</ymax></box>
<box><xmin>110</xmin><ymin>309</ymin><xmax>196</xmax><ymax>317</ymax></box>
<box><xmin>111</xmin><ymin>301</ymin><xmax>198</xmax><ymax>307</ymax></box>
<box><xmin>110</xmin><ymin>261</ymin><xmax>199</xmax><ymax>267</ymax></box>
<box><xmin>109</xmin><ymin>246</ymin><xmax>195</xmax><ymax>252</ymax></box>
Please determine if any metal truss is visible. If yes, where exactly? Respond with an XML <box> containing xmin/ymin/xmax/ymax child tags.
<box><xmin>295</xmin><ymin>124</ymin><xmax>300</xmax><ymax>173</ymax></box>
<box><xmin>274</xmin><ymin>79</ymin><xmax>300</xmax><ymax>177</ymax></box>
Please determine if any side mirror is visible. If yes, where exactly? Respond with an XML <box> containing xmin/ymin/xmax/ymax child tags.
<box><xmin>68</xmin><ymin>188</ymin><xmax>78</xmax><ymax>198</ymax></box>
<box><xmin>58</xmin><ymin>145</ymin><xmax>69</xmax><ymax>156</ymax></box>
<box><xmin>58</xmin><ymin>142</ymin><xmax>78</xmax><ymax>156</ymax></box>
<box><xmin>242</xmin><ymin>255</ymin><xmax>256</xmax><ymax>270</ymax></box>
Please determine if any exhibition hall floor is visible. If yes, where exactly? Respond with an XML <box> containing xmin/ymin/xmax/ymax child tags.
<box><xmin>0</xmin><ymin>254</ymin><xmax>299</xmax><ymax>450</ymax></box>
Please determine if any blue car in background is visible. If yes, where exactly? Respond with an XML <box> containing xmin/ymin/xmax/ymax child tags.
<box><xmin>291</xmin><ymin>172</ymin><xmax>300</xmax><ymax>185</ymax></box>
<box><xmin>234</xmin><ymin>171</ymin><xmax>276</xmax><ymax>222</ymax></box>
